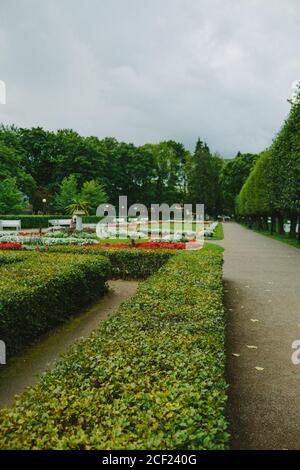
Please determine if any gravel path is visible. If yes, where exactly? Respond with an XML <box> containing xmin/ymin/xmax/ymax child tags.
<box><xmin>220</xmin><ymin>223</ymin><xmax>300</xmax><ymax>449</ymax></box>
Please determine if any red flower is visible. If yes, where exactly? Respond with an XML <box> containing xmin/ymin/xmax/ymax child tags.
<box><xmin>0</xmin><ymin>242</ymin><xmax>25</xmax><ymax>250</ymax></box>
<box><xmin>19</xmin><ymin>231</ymin><xmax>46</xmax><ymax>236</ymax></box>
<box><xmin>82</xmin><ymin>242</ymin><xmax>186</xmax><ymax>250</ymax></box>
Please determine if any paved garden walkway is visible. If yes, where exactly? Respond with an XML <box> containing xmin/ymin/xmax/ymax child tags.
<box><xmin>221</xmin><ymin>223</ymin><xmax>300</xmax><ymax>449</ymax></box>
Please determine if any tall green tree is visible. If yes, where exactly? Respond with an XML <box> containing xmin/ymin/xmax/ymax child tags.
<box><xmin>141</xmin><ymin>141</ymin><xmax>187</xmax><ymax>205</ymax></box>
<box><xmin>0</xmin><ymin>177</ymin><xmax>26</xmax><ymax>214</ymax></box>
<box><xmin>54</xmin><ymin>174</ymin><xmax>78</xmax><ymax>212</ymax></box>
<box><xmin>95</xmin><ymin>139</ymin><xmax>155</xmax><ymax>207</ymax></box>
<box><xmin>53</xmin><ymin>130</ymin><xmax>107</xmax><ymax>188</ymax></box>
<box><xmin>221</xmin><ymin>152</ymin><xmax>258</xmax><ymax>215</ymax></box>
<box><xmin>237</xmin><ymin>150</ymin><xmax>272</xmax><ymax>223</ymax></box>
<box><xmin>80</xmin><ymin>180</ymin><xmax>107</xmax><ymax>214</ymax></box>
<box><xmin>0</xmin><ymin>138</ymin><xmax>36</xmax><ymax>198</ymax></box>
<box><xmin>187</xmin><ymin>139</ymin><xmax>220</xmax><ymax>216</ymax></box>
<box><xmin>237</xmin><ymin>85</ymin><xmax>300</xmax><ymax>240</ymax></box>
<box><xmin>19</xmin><ymin>127</ymin><xmax>56</xmax><ymax>190</ymax></box>
<box><xmin>268</xmin><ymin>89</ymin><xmax>300</xmax><ymax>233</ymax></box>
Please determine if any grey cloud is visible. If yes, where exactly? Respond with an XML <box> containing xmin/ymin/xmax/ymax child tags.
<box><xmin>0</xmin><ymin>0</ymin><xmax>299</xmax><ymax>156</ymax></box>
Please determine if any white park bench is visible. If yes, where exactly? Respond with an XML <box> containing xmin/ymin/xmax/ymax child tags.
<box><xmin>48</xmin><ymin>219</ymin><xmax>72</xmax><ymax>229</ymax></box>
<box><xmin>0</xmin><ymin>220</ymin><xmax>21</xmax><ymax>231</ymax></box>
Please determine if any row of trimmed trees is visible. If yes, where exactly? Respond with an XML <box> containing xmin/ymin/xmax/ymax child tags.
<box><xmin>237</xmin><ymin>87</ymin><xmax>300</xmax><ymax>242</ymax></box>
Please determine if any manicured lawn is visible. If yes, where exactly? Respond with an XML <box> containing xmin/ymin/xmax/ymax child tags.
<box><xmin>209</xmin><ymin>223</ymin><xmax>224</xmax><ymax>240</ymax></box>
<box><xmin>203</xmin><ymin>242</ymin><xmax>224</xmax><ymax>253</ymax></box>
<box><xmin>159</xmin><ymin>221</ymin><xmax>209</xmax><ymax>232</ymax></box>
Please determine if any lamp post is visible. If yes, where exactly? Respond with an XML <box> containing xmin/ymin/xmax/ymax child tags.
<box><xmin>42</xmin><ymin>198</ymin><xmax>47</xmax><ymax>215</ymax></box>
<box><xmin>39</xmin><ymin>198</ymin><xmax>47</xmax><ymax>235</ymax></box>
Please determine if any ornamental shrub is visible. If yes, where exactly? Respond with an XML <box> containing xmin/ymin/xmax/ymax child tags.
<box><xmin>39</xmin><ymin>245</ymin><xmax>175</xmax><ymax>279</ymax></box>
<box><xmin>0</xmin><ymin>248</ymin><xmax>228</xmax><ymax>450</ymax></box>
<box><xmin>0</xmin><ymin>252</ymin><xmax>111</xmax><ymax>356</ymax></box>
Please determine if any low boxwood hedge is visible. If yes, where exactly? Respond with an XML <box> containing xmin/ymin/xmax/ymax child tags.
<box><xmin>39</xmin><ymin>245</ymin><xmax>174</xmax><ymax>279</ymax></box>
<box><xmin>0</xmin><ymin>252</ymin><xmax>111</xmax><ymax>356</ymax></box>
<box><xmin>0</xmin><ymin>249</ymin><xmax>228</xmax><ymax>449</ymax></box>
<box><xmin>0</xmin><ymin>253</ymin><xmax>27</xmax><ymax>266</ymax></box>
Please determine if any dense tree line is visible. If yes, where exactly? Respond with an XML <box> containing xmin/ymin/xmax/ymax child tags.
<box><xmin>220</xmin><ymin>151</ymin><xmax>259</xmax><ymax>215</ymax></box>
<box><xmin>1</xmin><ymin>124</ymin><xmax>251</xmax><ymax>217</ymax></box>
<box><xmin>237</xmin><ymin>87</ymin><xmax>300</xmax><ymax>241</ymax></box>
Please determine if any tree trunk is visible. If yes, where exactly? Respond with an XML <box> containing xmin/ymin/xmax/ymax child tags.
<box><xmin>277</xmin><ymin>214</ymin><xmax>284</xmax><ymax>235</ymax></box>
<box><xmin>263</xmin><ymin>216</ymin><xmax>268</xmax><ymax>230</ymax></box>
<box><xmin>257</xmin><ymin>215</ymin><xmax>263</xmax><ymax>229</ymax></box>
<box><xmin>270</xmin><ymin>215</ymin><xmax>276</xmax><ymax>235</ymax></box>
<box><xmin>290</xmin><ymin>213</ymin><xmax>297</xmax><ymax>239</ymax></box>
<box><xmin>298</xmin><ymin>215</ymin><xmax>300</xmax><ymax>244</ymax></box>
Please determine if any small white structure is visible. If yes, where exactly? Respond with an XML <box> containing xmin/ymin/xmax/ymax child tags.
<box><xmin>0</xmin><ymin>340</ymin><xmax>6</xmax><ymax>365</ymax></box>
<box><xmin>73</xmin><ymin>210</ymin><xmax>85</xmax><ymax>231</ymax></box>
<box><xmin>49</xmin><ymin>219</ymin><xmax>72</xmax><ymax>229</ymax></box>
<box><xmin>0</xmin><ymin>80</ymin><xmax>6</xmax><ymax>105</ymax></box>
<box><xmin>0</xmin><ymin>220</ymin><xmax>21</xmax><ymax>231</ymax></box>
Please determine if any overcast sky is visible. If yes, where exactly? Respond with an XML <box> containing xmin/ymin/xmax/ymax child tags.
<box><xmin>0</xmin><ymin>0</ymin><xmax>299</xmax><ymax>157</ymax></box>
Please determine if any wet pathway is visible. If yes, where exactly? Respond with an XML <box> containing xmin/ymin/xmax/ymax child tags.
<box><xmin>221</xmin><ymin>223</ymin><xmax>300</xmax><ymax>449</ymax></box>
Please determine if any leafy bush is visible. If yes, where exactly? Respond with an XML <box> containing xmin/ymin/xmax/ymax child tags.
<box><xmin>0</xmin><ymin>249</ymin><xmax>228</xmax><ymax>450</ymax></box>
<box><xmin>0</xmin><ymin>252</ymin><xmax>27</xmax><ymax>266</ymax></box>
<box><xmin>82</xmin><ymin>216</ymin><xmax>103</xmax><ymax>224</ymax></box>
<box><xmin>0</xmin><ymin>251</ymin><xmax>111</xmax><ymax>356</ymax></box>
<box><xmin>39</xmin><ymin>245</ymin><xmax>174</xmax><ymax>279</ymax></box>
<box><xmin>0</xmin><ymin>177</ymin><xmax>26</xmax><ymax>214</ymax></box>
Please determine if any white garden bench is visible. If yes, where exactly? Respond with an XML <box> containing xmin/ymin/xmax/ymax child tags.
<box><xmin>0</xmin><ymin>220</ymin><xmax>21</xmax><ymax>231</ymax></box>
<box><xmin>48</xmin><ymin>219</ymin><xmax>72</xmax><ymax>229</ymax></box>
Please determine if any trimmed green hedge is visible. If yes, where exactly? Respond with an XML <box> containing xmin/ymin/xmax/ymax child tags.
<box><xmin>39</xmin><ymin>245</ymin><xmax>174</xmax><ymax>279</ymax></box>
<box><xmin>0</xmin><ymin>253</ymin><xmax>26</xmax><ymax>266</ymax></box>
<box><xmin>0</xmin><ymin>215</ymin><xmax>102</xmax><ymax>229</ymax></box>
<box><xmin>0</xmin><ymin>249</ymin><xmax>228</xmax><ymax>449</ymax></box>
<box><xmin>0</xmin><ymin>252</ymin><xmax>111</xmax><ymax>356</ymax></box>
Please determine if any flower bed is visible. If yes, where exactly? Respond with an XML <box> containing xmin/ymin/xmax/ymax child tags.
<box><xmin>18</xmin><ymin>231</ymin><xmax>47</xmax><ymax>236</ymax></box>
<box><xmin>0</xmin><ymin>242</ymin><xmax>25</xmax><ymax>250</ymax></box>
<box><xmin>18</xmin><ymin>230</ymin><xmax>99</xmax><ymax>239</ymax></box>
<box><xmin>0</xmin><ymin>234</ymin><xmax>98</xmax><ymax>246</ymax></box>
<box><xmin>0</xmin><ymin>248</ymin><xmax>228</xmax><ymax>450</ymax></box>
<box><xmin>84</xmin><ymin>241</ymin><xmax>186</xmax><ymax>250</ymax></box>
